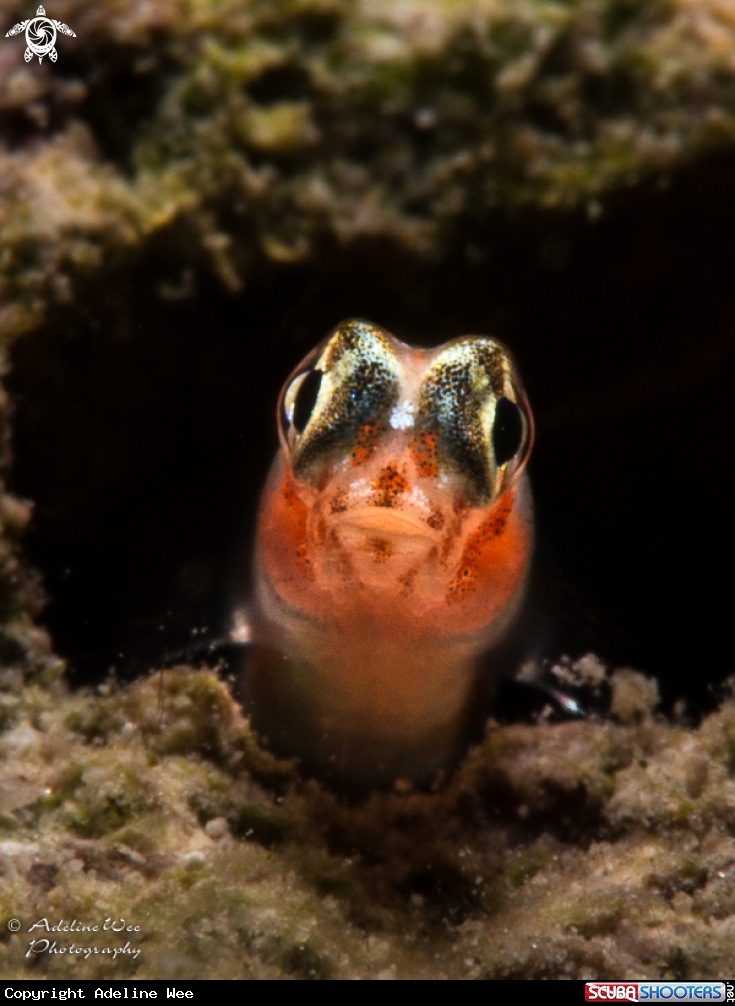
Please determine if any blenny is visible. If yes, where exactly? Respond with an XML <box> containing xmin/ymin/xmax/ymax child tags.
<box><xmin>248</xmin><ymin>319</ymin><xmax>534</xmax><ymax>788</ymax></box>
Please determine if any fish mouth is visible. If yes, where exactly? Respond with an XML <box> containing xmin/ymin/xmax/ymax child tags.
<box><xmin>332</xmin><ymin>505</ymin><xmax>439</xmax><ymax>539</ymax></box>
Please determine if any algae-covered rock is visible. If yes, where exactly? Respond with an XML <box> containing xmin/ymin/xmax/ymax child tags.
<box><xmin>0</xmin><ymin>667</ymin><xmax>734</xmax><ymax>978</ymax></box>
<box><xmin>2</xmin><ymin>0</ymin><xmax>735</xmax><ymax>334</ymax></box>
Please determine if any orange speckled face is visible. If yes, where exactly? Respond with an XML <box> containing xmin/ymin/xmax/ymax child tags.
<box><xmin>258</xmin><ymin>319</ymin><xmax>534</xmax><ymax>641</ymax></box>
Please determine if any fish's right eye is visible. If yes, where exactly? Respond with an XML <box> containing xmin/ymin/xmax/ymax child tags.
<box><xmin>492</xmin><ymin>396</ymin><xmax>524</xmax><ymax>467</ymax></box>
<box><xmin>283</xmin><ymin>369</ymin><xmax>323</xmax><ymax>436</ymax></box>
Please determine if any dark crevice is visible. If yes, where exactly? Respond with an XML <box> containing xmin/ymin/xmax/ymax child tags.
<box><xmin>6</xmin><ymin>152</ymin><xmax>735</xmax><ymax>716</ymax></box>
<box><xmin>247</xmin><ymin>65</ymin><xmax>315</xmax><ymax>105</ymax></box>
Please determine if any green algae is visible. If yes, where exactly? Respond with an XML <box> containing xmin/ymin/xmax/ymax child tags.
<box><xmin>3</xmin><ymin>0</ymin><xmax>735</xmax><ymax>337</ymax></box>
<box><xmin>0</xmin><ymin>667</ymin><xmax>733</xmax><ymax>978</ymax></box>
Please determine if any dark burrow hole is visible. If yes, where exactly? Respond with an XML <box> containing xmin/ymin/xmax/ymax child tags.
<box><xmin>7</xmin><ymin>151</ymin><xmax>735</xmax><ymax>719</ymax></box>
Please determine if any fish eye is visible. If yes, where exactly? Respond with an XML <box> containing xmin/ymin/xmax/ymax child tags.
<box><xmin>292</xmin><ymin>369</ymin><xmax>323</xmax><ymax>434</ymax></box>
<box><xmin>284</xmin><ymin>368</ymin><xmax>323</xmax><ymax>436</ymax></box>
<box><xmin>492</xmin><ymin>396</ymin><xmax>524</xmax><ymax>467</ymax></box>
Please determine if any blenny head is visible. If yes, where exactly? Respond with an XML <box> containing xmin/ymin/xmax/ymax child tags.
<box><xmin>269</xmin><ymin>319</ymin><xmax>533</xmax><ymax>621</ymax></box>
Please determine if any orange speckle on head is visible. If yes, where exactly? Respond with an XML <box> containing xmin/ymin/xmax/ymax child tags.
<box><xmin>426</xmin><ymin>508</ymin><xmax>445</xmax><ymax>531</ymax></box>
<box><xmin>373</xmin><ymin>464</ymin><xmax>409</xmax><ymax>507</ymax></box>
<box><xmin>280</xmin><ymin>476</ymin><xmax>315</xmax><ymax>580</ymax></box>
<box><xmin>411</xmin><ymin>427</ymin><xmax>439</xmax><ymax>478</ymax></box>
<box><xmin>350</xmin><ymin>422</ymin><xmax>382</xmax><ymax>466</ymax></box>
<box><xmin>330</xmin><ymin>490</ymin><xmax>348</xmax><ymax>514</ymax></box>
<box><xmin>447</xmin><ymin>492</ymin><xmax>516</xmax><ymax>602</ymax></box>
<box><xmin>397</xmin><ymin>566</ymin><xmax>418</xmax><ymax>594</ymax></box>
<box><xmin>365</xmin><ymin>536</ymin><xmax>394</xmax><ymax>562</ymax></box>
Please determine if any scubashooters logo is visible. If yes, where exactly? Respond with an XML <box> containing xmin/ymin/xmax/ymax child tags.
<box><xmin>5</xmin><ymin>5</ymin><xmax>76</xmax><ymax>64</ymax></box>
<box><xmin>586</xmin><ymin>986</ymin><xmax>727</xmax><ymax>1002</ymax></box>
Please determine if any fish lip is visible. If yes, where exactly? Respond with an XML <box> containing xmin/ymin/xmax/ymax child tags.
<box><xmin>330</xmin><ymin>504</ymin><xmax>439</xmax><ymax>538</ymax></box>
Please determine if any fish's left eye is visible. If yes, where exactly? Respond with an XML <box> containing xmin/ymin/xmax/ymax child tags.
<box><xmin>492</xmin><ymin>396</ymin><xmax>523</xmax><ymax>466</ymax></box>
<box><xmin>291</xmin><ymin>369</ymin><xmax>322</xmax><ymax>434</ymax></box>
<box><xmin>283</xmin><ymin>368</ymin><xmax>323</xmax><ymax>439</ymax></box>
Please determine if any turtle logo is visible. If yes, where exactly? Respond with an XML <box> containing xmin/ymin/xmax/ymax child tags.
<box><xmin>5</xmin><ymin>5</ymin><xmax>76</xmax><ymax>64</ymax></box>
